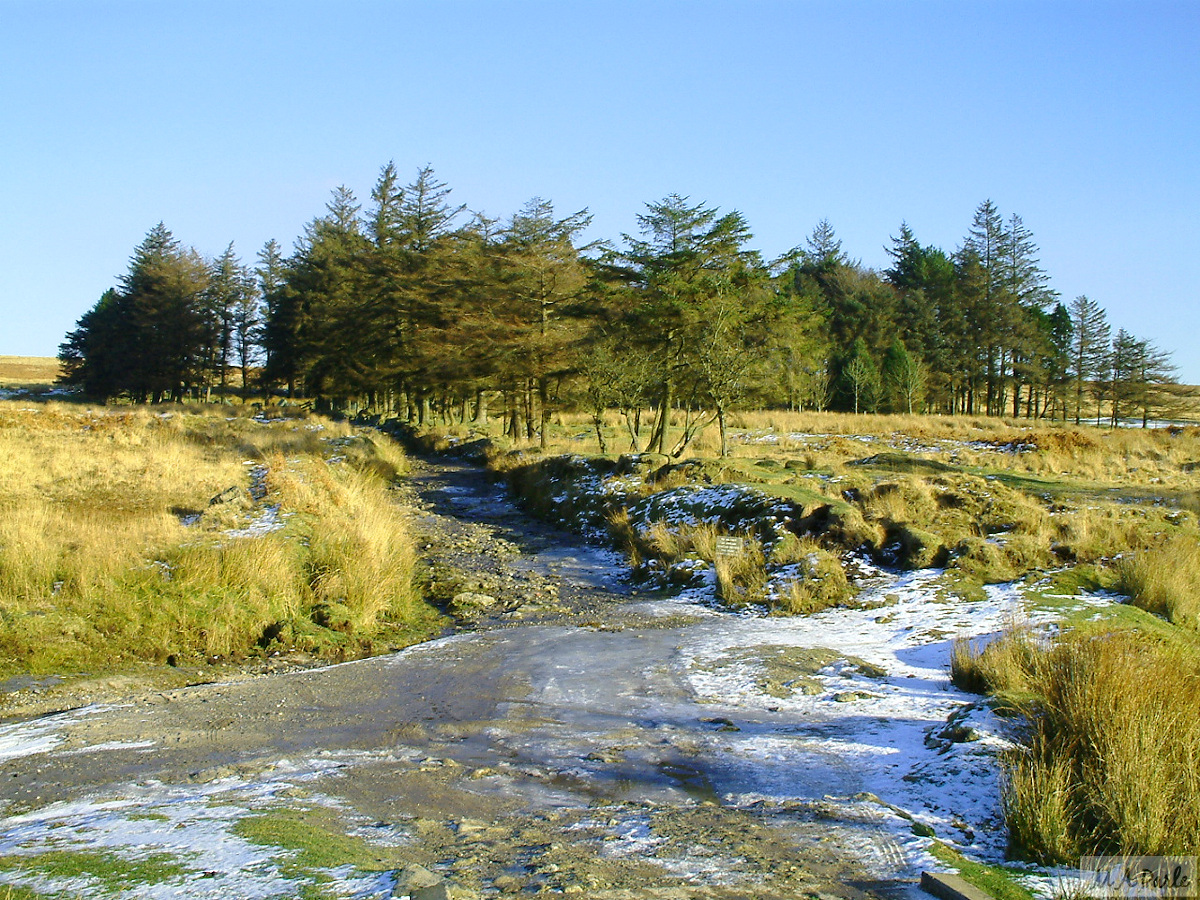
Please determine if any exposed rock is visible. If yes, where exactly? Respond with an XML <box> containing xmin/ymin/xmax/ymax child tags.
<box><xmin>209</xmin><ymin>485</ymin><xmax>246</xmax><ymax>505</ymax></box>
<box><xmin>392</xmin><ymin>863</ymin><xmax>441</xmax><ymax>898</ymax></box>
<box><xmin>833</xmin><ymin>690</ymin><xmax>878</xmax><ymax>703</ymax></box>
<box><xmin>451</xmin><ymin>591</ymin><xmax>498</xmax><ymax>613</ymax></box>
<box><xmin>940</xmin><ymin>724</ymin><xmax>983</xmax><ymax>743</ymax></box>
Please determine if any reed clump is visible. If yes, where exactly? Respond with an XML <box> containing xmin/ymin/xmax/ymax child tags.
<box><xmin>954</xmin><ymin>625</ymin><xmax>1200</xmax><ymax>862</ymax></box>
<box><xmin>1115</xmin><ymin>535</ymin><xmax>1200</xmax><ymax>629</ymax></box>
<box><xmin>770</xmin><ymin>536</ymin><xmax>853</xmax><ymax>615</ymax></box>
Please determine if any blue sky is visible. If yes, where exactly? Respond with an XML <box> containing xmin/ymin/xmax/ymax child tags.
<box><xmin>2</xmin><ymin>0</ymin><xmax>1198</xmax><ymax>382</ymax></box>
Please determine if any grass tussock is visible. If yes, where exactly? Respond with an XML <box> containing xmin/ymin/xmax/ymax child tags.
<box><xmin>771</xmin><ymin>538</ymin><xmax>853</xmax><ymax>615</ymax></box>
<box><xmin>955</xmin><ymin>625</ymin><xmax>1200</xmax><ymax>862</ymax></box>
<box><xmin>713</xmin><ymin>536</ymin><xmax>768</xmax><ymax>606</ymax></box>
<box><xmin>0</xmin><ymin>404</ymin><xmax>433</xmax><ymax>680</ymax></box>
<box><xmin>1116</xmin><ymin>535</ymin><xmax>1200</xmax><ymax>629</ymax></box>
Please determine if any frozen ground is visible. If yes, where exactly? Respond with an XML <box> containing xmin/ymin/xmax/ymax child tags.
<box><xmin>0</xmin><ymin>456</ymin><xmax>1104</xmax><ymax>898</ymax></box>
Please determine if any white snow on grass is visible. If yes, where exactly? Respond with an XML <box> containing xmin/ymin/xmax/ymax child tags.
<box><xmin>225</xmin><ymin>503</ymin><xmax>285</xmax><ymax>538</ymax></box>
<box><xmin>675</xmin><ymin>569</ymin><xmax>1051</xmax><ymax>869</ymax></box>
<box><xmin>0</xmin><ymin>716</ymin><xmax>66</xmax><ymax>763</ymax></box>
<box><xmin>0</xmin><ymin>706</ymin><xmax>106</xmax><ymax>763</ymax></box>
<box><xmin>0</xmin><ymin>759</ymin><xmax>412</xmax><ymax>900</ymax></box>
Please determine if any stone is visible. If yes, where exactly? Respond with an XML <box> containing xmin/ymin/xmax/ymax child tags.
<box><xmin>833</xmin><ymin>690</ymin><xmax>878</xmax><ymax>703</ymax></box>
<box><xmin>451</xmin><ymin>592</ymin><xmax>497</xmax><ymax>612</ymax></box>
<box><xmin>209</xmin><ymin>485</ymin><xmax>246</xmax><ymax>505</ymax></box>
<box><xmin>393</xmin><ymin>864</ymin><xmax>442</xmax><ymax>897</ymax></box>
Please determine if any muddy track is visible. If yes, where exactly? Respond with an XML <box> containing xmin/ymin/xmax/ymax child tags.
<box><xmin>0</xmin><ymin>453</ymin><xmax>938</xmax><ymax>899</ymax></box>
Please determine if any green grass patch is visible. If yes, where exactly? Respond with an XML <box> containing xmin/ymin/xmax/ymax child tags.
<box><xmin>931</xmin><ymin>570</ymin><xmax>987</xmax><ymax>603</ymax></box>
<box><xmin>848</xmin><ymin>452</ymin><xmax>962</xmax><ymax>476</ymax></box>
<box><xmin>125</xmin><ymin>812</ymin><xmax>172</xmax><ymax>824</ymax></box>
<box><xmin>0</xmin><ymin>882</ymin><xmax>58</xmax><ymax>900</ymax></box>
<box><xmin>232</xmin><ymin>806</ymin><xmax>404</xmax><ymax>873</ymax></box>
<box><xmin>927</xmin><ymin>841</ymin><xmax>1037</xmax><ymax>900</ymax></box>
<box><xmin>0</xmin><ymin>850</ymin><xmax>189</xmax><ymax>894</ymax></box>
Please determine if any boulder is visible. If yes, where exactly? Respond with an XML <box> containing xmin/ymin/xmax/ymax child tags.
<box><xmin>392</xmin><ymin>864</ymin><xmax>442</xmax><ymax>899</ymax></box>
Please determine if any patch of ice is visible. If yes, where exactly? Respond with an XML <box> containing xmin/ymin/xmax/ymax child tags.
<box><xmin>675</xmin><ymin>570</ymin><xmax>1028</xmax><ymax>862</ymax></box>
<box><xmin>0</xmin><ymin>718</ymin><xmax>66</xmax><ymax>764</ymax></box>
<box><xmin>225</xmin><ymin>504</ymin><xmax>284</xmax><ymax>539</ymax></box>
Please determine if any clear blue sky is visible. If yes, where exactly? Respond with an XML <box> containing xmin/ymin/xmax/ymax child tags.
<box><xmin>2</xmin><ymin>0</ymin><xmax>1197</xmax><ymax>382</ymax></box>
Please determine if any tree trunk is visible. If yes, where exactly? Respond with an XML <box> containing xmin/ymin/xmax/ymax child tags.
<box><xmin>474</xmin><ymin>388</ymin><xmax>488</xmax><ymax>425</ymax></box>
<box><xmin>524</xmin><ymin>380</ymin><xmax>535</xmax><ymax>441</ymax></box>
<box><xmin>593</xmin><ymin>414</ymin><xmax>608</xmax><ymax>454</ymax></box>
<box><xmin>505</xmin><ymin>392</ymin><xmax>520</xmax><ymax>438</ymax></box>
<box><xmin>538</xmin><ymin>377</ymin><xmax>550</xmax><ymax>451</ymax></box>
<box><xmin>655</xmin><ymin>381</ymin><xmax>673</xmax><ymax>453</ymax></box>
<box><xmin>623</xmin><ymin>409</ymin><xmax>640</xmax><ymax>451</ymax></box>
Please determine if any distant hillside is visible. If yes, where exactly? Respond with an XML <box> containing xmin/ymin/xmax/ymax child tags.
<box><xmin>0</xmin><ymin>356</ymin><xmax>61</xmax><ymax>387</ymax></box>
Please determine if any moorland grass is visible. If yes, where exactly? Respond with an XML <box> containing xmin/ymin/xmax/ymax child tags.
<box><xmin>0</xmin><ymin>356</ymin><xmax>62</xmax><ymax>389</ymax></box>
<box><xmin>954</xmin><ymin>625</ymin><xmax>1200</xmax><ymax>862</ymax></box>
<box><xmin>1115</xmin><ymin>534</ymin><xmax>1200</xmax><ymax>630</ymax></box>
<box><xmin>0</xmin><ymin>402</ymin><xmax>435</xmax><ymax>681</ymax></box>
<box><xmin>439</xmin><ymin>408</ymin><xmax>1200</xmax><ymax>610</ymax></box>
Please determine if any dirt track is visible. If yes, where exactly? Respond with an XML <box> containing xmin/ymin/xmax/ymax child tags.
<box><xmin>0</xmin><ymin>456</ymin><xmax>925</xmax><ymax>898</ymax></box>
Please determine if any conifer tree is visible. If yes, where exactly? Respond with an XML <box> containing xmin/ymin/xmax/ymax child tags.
<box><xmin>1068</xmin><ymin>294</ymin><xmax>1110</xmax><ymax>425</ymax></box>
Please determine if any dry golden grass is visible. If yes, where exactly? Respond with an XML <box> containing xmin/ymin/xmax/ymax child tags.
<box><xmin>0</xmin><ymin>355</ymin><xmax>61</xmax><ymax>385</ymax></box>
<box><xmin>1116</xmin><ymin>535</ymin><xmax>1200</xmax><ymax>629</ymax></box>
<box><xmin>770</xmin><ymin>536</ymin><xmax>853</xmax><ymax>614</ymax></box>
<box><xmin>0</xmin><ymin>403</ymin><xmax>431</xmax><ymax>678</ymax></box>
<box><xmin>955</xmin><ymin>625</ymin><xmax>1200</xmax><ymax>861</ymax></box>
<box><xmin>861</xmin><ymin>478</ymin><xmax>940</xmax><ymax>525</ymax></box>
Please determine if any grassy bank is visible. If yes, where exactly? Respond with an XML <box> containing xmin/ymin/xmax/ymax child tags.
<box><xmin>953</xmin><ymin>625</ymin><xmax>1200</xmax><ymax>862</ymax></box>
<box><xmin>0</xmin><ymin>402</ymin><xmax>438</xmax><ymax>687</ymax></box>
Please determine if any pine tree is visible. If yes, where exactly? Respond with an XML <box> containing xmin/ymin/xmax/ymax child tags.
<box><xmin>204</xmin><ymin>242</ymin><xmax>251</xmax><ymax>393</ymax></box>
<box><xmin>618</xmin><ymin>194</ymin><xmax>724</xmax><ymax>453</ymax></box>
<box><xmin>58</xmin><ymin>289</ymin><xmax>126</xmax><ymax>400</ymax></box>
<box><xmin>258</xmin><ymin>239</ymin><xmax>300</xmax><ymax>396</ymax></box>
<box><xmin>884</xmin><ymin>223</ymin><xmax>956</xmax><ymax>411</ymax></box>
<box><xmin>1068</xmin><ymin>294</ymin><xmax>1110</xmax><ymax>425</ymax></box>
<box><xmin>119</xmin><ymin>223</ymin><xmax>210</xmax><ymax>402</ymax></box>
<box><xmin>493</xmin><ymin>198</ymin><xmax>594</xmax><ymax>447</ymax></box>
<box><xmin>961</xmin><ymin>200</ymin><xmax>1013</xmax><ymax>415</ymax></box>
<box><xmin>881</xmin><ymin>339</ymin><xmax>925</xmax><ymax>414</ymax></box>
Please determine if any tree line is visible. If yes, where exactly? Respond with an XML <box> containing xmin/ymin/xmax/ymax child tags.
<box><xmin>60</xmin><ymin>162</ymin><xmax>1179</xmax><ymax>452</ymax></box>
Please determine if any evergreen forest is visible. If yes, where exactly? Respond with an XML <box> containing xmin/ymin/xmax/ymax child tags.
<box><xmin>59</xmin><ymin>163</ymin><xmax>1179</xmax><ymax>452</ymax></box>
